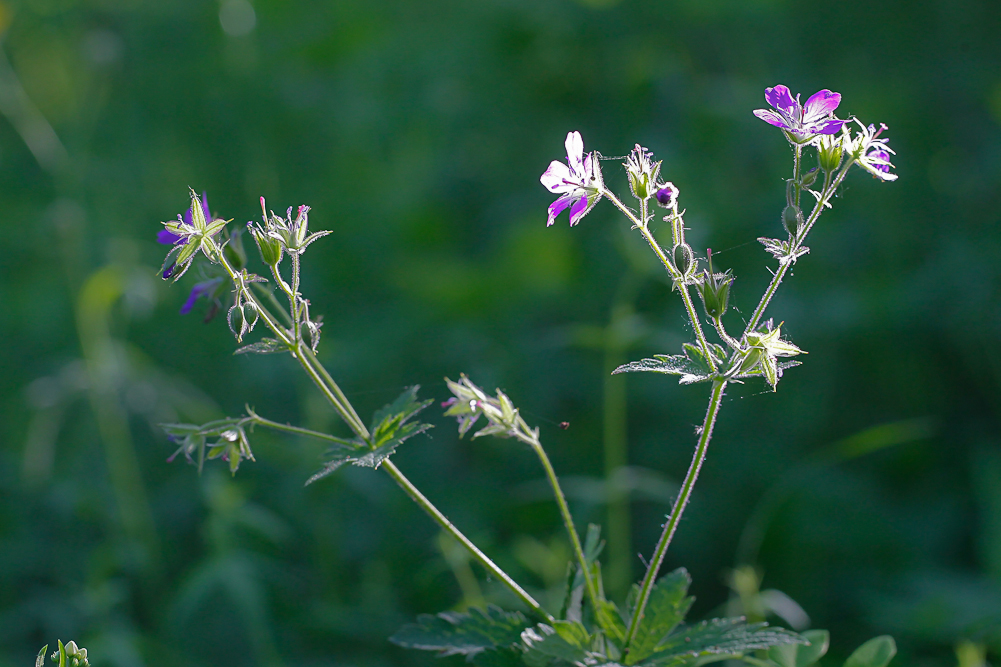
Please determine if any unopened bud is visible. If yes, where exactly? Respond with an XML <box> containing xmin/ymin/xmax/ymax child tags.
<box><xmin>782</xmin><ymin>205</ymin><xmax>803</xmax><ymax>237</ymax></box>
<box><xmin>227</xmin><ymin>304</ymin><xmax>247</xmax><ymax>340</ymax></box>
<box><xmin>250</xmin><ymin>224</ymin><xmax>283</xmax><ymax>266</ymax></box>
<box><xmin>673</xmin><ymin>243</ymin><xmax>693</xmax><ymax>276</ymax></box>
<box><xmin>800</xmin><ymin>167</ymin><xmax>819</xmax><ymax>188</ymax></box>
<box><xmin>819</xmin><ymin>139</ymin><xmax>843</xmax><ymax>174</ymax></box>
<box><xmin>655</xmin><ymin>183</ymin><xmax>678</xmax><ymax>208</ymax></box>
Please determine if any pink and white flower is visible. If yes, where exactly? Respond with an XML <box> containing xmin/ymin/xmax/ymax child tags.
<box><xmin>540</xmin><ymin>131</ymin><xmax>604</xmax><ymax>227</ymax></box>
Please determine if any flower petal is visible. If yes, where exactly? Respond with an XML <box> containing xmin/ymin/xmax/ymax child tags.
<box><xmin>568</xmin><ymin>194</ymin><xmax>589</xmax><ymax>227</ymax></box>
<box><xmin>200</xmin><ymin>192</ymin><xmax>211</xmax><ymax>221</ymax></box>
<box><xmin>157</xmin><ymin>229</ymin><xmax>181</xmax><ymax>244</ymax></box>
<box><xmin>764</xmin><ymin>85</ymin><xmax>796</xmax><ymax>113</ymax></box>
<box><xmin>814</xmin><ymin>118</ymin><xmax>846</xmax><ymax>135</ymax></box>
<box><xmin>547</xmin><ymin>194</ymin><xmax>573</xmax><ymax>227</ymax></box>
<box><xmin>803</xmin><ymin>89</ymin><xmax>841</xmax><ymax>122</ymax></box>
<box><xmin>541</xmin><ymin>160</ymin><xmax>574</xmax><ymax>193</ymax></box>
<box><xmin>753</xmin><ymin>109</ymin><xmax>792</xmax><ymax>130</ymax></box>
<box><xmin>565</xmin><ymin>131</ymin><xmax>584</xmax><ymax>163</ymax></box>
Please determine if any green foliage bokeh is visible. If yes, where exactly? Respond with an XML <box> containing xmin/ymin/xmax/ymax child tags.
<box><xmin>1</xmin><ymin>0</ymin><xmax>999</xmax><ymax>666</ymax></box>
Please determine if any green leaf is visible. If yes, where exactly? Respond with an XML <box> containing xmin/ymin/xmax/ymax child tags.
<box><xmin>370</xmin><ymin>385</ymin><xmax>431</xmax><ymax>433</ymax></box>
<box><xmin>843</xmin><ymin>636</ymin><xmax>896</xmax><ymax>667</ymax></box>
<box><xmin>595</xmin><ymin>599</ymin><xmax>627</xmax><ymax>644</ymax></box>
<box><xmin>390</xmin><ymin>606</ymin><xmax>531</xmax><ymax>657</ymax></box>
<box><xmin>645</xmin><ymin>618</ymin><xmax>806</xmax><ymax>665</ymax></box>
<box><xmin>522</xmin><ymin>622</ymin><xmax>590</xmax><ymax>667</ymax></box>
<box><xmin>625</xmin><ymin>569</ymin><xmax>694</xmax><ymax>664</ymax></box>
<box><xmin>612</xmin><ymin>344</ymin><xmax>726</xmax><ymax>385</ymax></box>
<box><xmin>768</xmin><ymin>630</ymin><xmax>829</xmax><ymax>667</ymax></box>
<box><xmin>472</xmin><ymin>648</ymin><xmax>527</xmax><ymax>667</ymax></box>
<box><xmin>308</xmin><ymin>387</ymin><xmax>433</xmax><ymax>484</ymax></box>
<box><xmin>234</xmin><ymin>338</ymin><xmax>288</xmax><ymax>355</ymax></box>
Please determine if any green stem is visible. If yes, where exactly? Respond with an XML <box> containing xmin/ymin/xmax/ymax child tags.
<box><xmin>245</xmin><ymin>409</ymin><xmax>353</xmax><ymax>444</ymax></box>
<box><xmin>602</xmin><ymin>189</ymin><xmax>716</xmax><ymax>372</ymax></box>
<box><xmin>623</xmin><ymin>379</ymin><xmax>727</xmax><ymax>652</ymax></box>
<box><xmin>212</xmin><ymin>240</ymin><xmax>548</xmax><ymax>621</ymax></box>
<box><xmin>381</xmin><ymin>458</ymin><xmax>553</xmax><ymax>622</ymax></box>
<box><xmin>524</xmin><ymin>427</ymin><xmax>602</xmax><ymax>616</ymax></box>
<box><xmin>251</xmin><ymin>280</ymin><xmax>294</xmax><ymax>328</ymax></box>
<box><xmin>636</xmin><ymin>225</ymin><xmax>717</xmax><ymax>373</ymax></box>
<box><xmin>742</xmin><ymin>160</ymin><xmax>854</xmax><ymax>336</ymax></box>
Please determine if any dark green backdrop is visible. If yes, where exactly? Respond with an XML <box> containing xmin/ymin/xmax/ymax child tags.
<box><xmin>1</xmin><ymin>0</ymin><xmax>999</xmax><ymax>665</ymax></box>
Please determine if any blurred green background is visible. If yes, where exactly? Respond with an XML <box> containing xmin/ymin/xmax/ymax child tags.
<box><xmin>1</xmin><ymin>0</ymin><xmax>1000</xmax><ymax>665</ymax></box>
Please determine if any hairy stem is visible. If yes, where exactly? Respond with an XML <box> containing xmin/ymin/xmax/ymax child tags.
<box><xmin>523</xmin><ymin>426</ymin><xmax>602</xmax><ymax>615</ymax></box>
<box><xmin>602</xmin><ymin>189</ymin><xmax>717</xmax><ymax>372</ymax></box>
<box><xmin>742</xmin><ymin>159</ymin><xmax>854</xmax><ymax>336</ymax></box>
<box><xmin>624</xmin><ymin>379</ymin><xmax>727</xmax><ymax>652</ymax></box>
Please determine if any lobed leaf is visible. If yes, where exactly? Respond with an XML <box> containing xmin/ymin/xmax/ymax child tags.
<box><xmin>390</xmin><ymin>606</ymin><xmax>531</xmax><ymax>657</ymax></box>
<box><xmin>522</xmin><ymin>621</ymin><xmax>590</xmax><ymax>667</ymax></box>
<box><xmin>643</xmin><ymin>618</ymin><xmax>806</xmax><ymax>666</ymax></box>
<box><xmin>613</xmin><ymin>344</ymin><xmax>727</xmax><ymax>385</ymax></box>
<box><xmin>308</xmin><ymin>386</ymin><xmax>433</xmax><ymax>484</ymax></box>
<box><xmin>625</xmin><ymin>569</ymin><xmax>694</xmax><ymax>664</ymax></box>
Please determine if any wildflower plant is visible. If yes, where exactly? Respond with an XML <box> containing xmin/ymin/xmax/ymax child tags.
<box><xmin>152</xmin><ymin>84</ymin><xmax>899</xmax><ymax>667</ymax></box>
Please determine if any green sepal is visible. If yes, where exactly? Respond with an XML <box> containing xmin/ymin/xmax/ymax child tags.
<box><xmin>768</xmin><ymin>629</ymin><xmax>830</xmax><ymax>667</ymax></box>
<box><xmin>642</xmin><ymin>618</ymin><xmax>806</xmax><ymax>665</ymax></box>
<box><xmin>624</xmin><ymin>568</ymin><xmax>694</xmax><ymax>664</ymax></box>
<box><xmin>389</xmin><ymin>605</ymin><xmax>531</xmax><ymax>657</ymax></box>
<box><xmin>36</xmin><ymin>645</ymin><xmax>47</xmax><ymax>667</ymax></box>
<box><xmin>843</xmin><ymin>636</ymin><xmax>896</xmax><ymax>667</ymax></box>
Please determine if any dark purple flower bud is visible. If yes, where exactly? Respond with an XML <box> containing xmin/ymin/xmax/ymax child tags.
<box><xmin>655</xmin><ymin>184</ymin><xmax>677</xmax><ymax>208</ymax></box>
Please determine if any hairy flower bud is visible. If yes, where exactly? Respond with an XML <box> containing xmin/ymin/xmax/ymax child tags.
<box><xmin>782</xmin><ymin>205</ymin><xmax>804</xmax><ymax>237</ymax></box>
<box><xmin>673</xmin><ymin>243</ymin><xmax>694</xmax><ymax>276</ymax></box>
<box><xmin>249</xmin><ymin>223</ymin><xmax>283</xmax><ymax>266</ymax></box>
<box><xmin>694</xmin><ymin>249</ymin><xmax>733</xmax><ymax>320</ymax></box>
<box><xmin>818</xmin><ymin>133</ymin><xmax>844</xmax><ymax>173</ymax></box>
<box><xmin>655</xmin><ymin>183</ymin><xmax>678</xmax><ymax>208</ymax></box>
<box><xmin>800</xmin><ymin>167</ymin><xmax>819</xmax><ymax>188</ymax></box>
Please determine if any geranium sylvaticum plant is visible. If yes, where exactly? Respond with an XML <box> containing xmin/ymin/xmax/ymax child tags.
<box><xmin>145</xmin><ymin>84</ymin><xmax>900</xmax><ymax>667</ymax></box>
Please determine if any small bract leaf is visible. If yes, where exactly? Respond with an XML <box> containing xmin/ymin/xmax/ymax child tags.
<box><xmin>234</xmin><ymin>338</ymin><xmax>288</xmax><ymax>355</ymax></box>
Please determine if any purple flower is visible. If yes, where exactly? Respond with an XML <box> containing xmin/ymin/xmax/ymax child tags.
<box><xmin>158</xmin><ymin>192</ymin><xmax>210</xmax><ymax>245</ymax></box>
<box><xmin>753</xmin><ymin>85</ymin><xmax>845</xmax><ymax>143</ymax></box>
<box><xmin>540</xmin><ymin>131</ymin><xmax>604</xmax><ymax>227</ymax></box>
<box><xmin>179</xmin><ymin>277</ymin><xmax>223</xmax><ymax>315</ymax></box>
